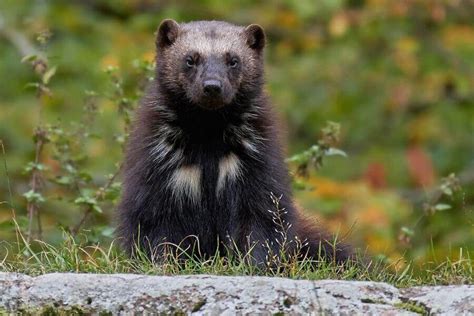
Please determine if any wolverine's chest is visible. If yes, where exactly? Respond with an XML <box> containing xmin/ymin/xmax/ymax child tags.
<box><xmin>165</xmin><ymin>148</ymin><xmax>244</xmax><ymax>207</ymax></box>
<box><xmin>149</xmin><ymin>112</ymin><xmax>262</xmax><ymax>209</ymax></box>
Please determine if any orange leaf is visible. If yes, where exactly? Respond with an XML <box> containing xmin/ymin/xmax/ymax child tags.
<box><xmin>406</xmin><ymin>145</ymin><xmax>436</xmax><ymax>187</ymax></box>
<box><xmin>364</xmin><ymin>162</ymin><xmax>387</xmax><ymax>190</ymax></box>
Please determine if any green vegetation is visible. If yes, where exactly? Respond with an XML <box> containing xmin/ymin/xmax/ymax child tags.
<box><xmin>1</xmin><ymin>228</ymin><xmax>472</xmax><ymax>286</ymax></box>
<box><xmin>0</xmin><ymin>1</ymin><xmax>472</xmax><ymax>282</ymax></box>
<box><xmin>394</xmin><ymin>302</ymin><xmax>427</xmax><ymax>315</ymax></box>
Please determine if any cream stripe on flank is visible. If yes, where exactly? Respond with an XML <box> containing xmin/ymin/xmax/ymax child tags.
<box><xmin>169</xmin><ymin>165</ymin><xmax>202</xmax><ymax>204</ymax></box>
<box><xmin>216</xmin><ymin>152</ymin><xmax>242</xmax><ymax>195</ymax></box>
<box><xmin>241</xmin><ymin>139</ymin><xmax>258</xmax><ymax>153</ymax></box>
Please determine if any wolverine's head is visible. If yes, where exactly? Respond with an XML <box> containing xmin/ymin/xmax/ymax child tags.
<box><xmin>155</xmin><ymin>20</ymin><xmax>266</xmax><ymax>110</ymax></box>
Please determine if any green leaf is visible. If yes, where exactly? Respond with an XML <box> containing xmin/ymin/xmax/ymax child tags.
<box><xmin>84</xmin><ymin>90</ymin><xmax>98</xmax><ymax>96</ymax></box>
<box><xmin>440</xmin><ymin>185</ymin><xmax>453</xmax><ymax>196</ymax></box>
<box><xmin>54</xmin><ymin>176</ymin><xmax>73</xmax><ymax>185</ymax></box>
<box><xmin>24</xmin><ymin>82</ymin><xmax>40</xmax><ymax>90</ymax></box>
<box><xmin>23</xmin><ymin>190</ymin><xmax>46</xmax><ymax>203</ymax></box>
<box><xmin>321</xmin><ymin>121</ymin><xmax>341</xmax><ymax>135</ymax></box>
<box><xmin>104</xmin><ymin>65</ymin><xmax>118</xmax><ymax>74</ymax></box>
<box><xmin>104</xmin><ymin>181</ymin><xmax>122</xmax><ymax>200</ymax></box>
<box><xmin>292</xmin><ymin>178</ymin><xmax>311</xmax><ymax>191</ymax></box>
<box><xmin>74</xmin><ymin>195</ymin><xmax>96</xmax><ymax>206</ymax></box>
<box><xmin>100</xmin><ymin>226</ymin><xmax>115</xmax><ymax>237</ymax></box>
<box><xmin>115</xmin><ymin>134</ymin><xmax>125</xmax><ymax>144</ymax></box>
<box><xmin>434</xmin><ymin>203</ymin><xmax>452</xmax><ymax>211</ymax></box>
<box><xmin>92</xmin><ymin>204</ymin><xmax>103</xmax><ymax>214</ymax></box>
<box><xmin>401</xmin><ymin>227</ymin><xmax>414</xmax><ymax>236</ymax></box>
<box><xmin>286</xmin><ymin>145</ymin><xmax>322</xmax><ymax>164</ymax></box>
<box><xmin>42</xmin><ymin>66</ymin><xmax>57</xmax><ymax>84</ymax></box>
<box><xmin>325</xmin><ymin>148</ymin><xmax>347</xmax><ymax>157</ymax></box>
<box><xmin>74</xmin><ymin>194</ymin><xmax>101</xmax><ymax>213</ymax></box>
<box><xmin>23</xmin><ymin>162</ymin><xmax>47</xmax><ymax>174</ymax></box>
<box><xmin>78</xmin><ymin>171</ymin><xmax>93</xmax><ymax>183</ymax></box>
<box><xmin>65</xmin><ymin>164</ymin><xmax>77</xmax><ymax>174</ymax></box>
<box><xmin>21</xmin><ymin>54</ymin><xmax>38</xmax><ymax>63</ymax></box>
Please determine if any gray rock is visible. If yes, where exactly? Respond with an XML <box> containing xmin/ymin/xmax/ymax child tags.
<box><xmin>401</xmin><ymin>285</ymin><xmax>474</xmax><ymax>315</ymax></box>
<box><xmin>0</xmin><ymin>272</ymin><xmax>472</xmax><ymax>315</ymax></box>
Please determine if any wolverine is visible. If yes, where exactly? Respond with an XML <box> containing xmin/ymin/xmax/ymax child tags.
<box><xmin>116</xmin><ymin>19</ymin><xmax>352</xmax><ymax>265</ymax></box>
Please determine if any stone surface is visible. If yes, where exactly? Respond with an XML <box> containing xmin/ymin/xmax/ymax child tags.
<box><xmin>401</xmin><ymin>285</ymin><xmax>474</xmax><ymax>315</ymax></box>
<box><xmin>0</xmin><ymin>272</ymin><xmax>473</xmax><ymax>315</ymax></box>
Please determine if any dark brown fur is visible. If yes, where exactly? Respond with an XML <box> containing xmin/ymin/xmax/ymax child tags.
<box><xmin>116</xmin><ymin>20</ymin><xmax>353</xmax><ymax>265</ymax></box>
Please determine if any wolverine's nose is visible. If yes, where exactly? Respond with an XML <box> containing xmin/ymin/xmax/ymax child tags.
<box><xmin>203</xmin><ymin>80</ymin><xmax>222</xmax><ymax>96</ymax></box>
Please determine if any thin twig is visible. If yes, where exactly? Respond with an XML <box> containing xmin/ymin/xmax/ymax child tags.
<box><xmin>0</xmin><ymin>140</ymin><xmax>14</xmax><ymax>211</ymax></box>
<box><xmin>26</xmin><ymin>129</ymin><xmax>46</xmax><ymax>242</ymax></box>
<box><xmin>71</xmin><ymin>208</ymin><xmax>92</xmax><ymax>236</ymax></box>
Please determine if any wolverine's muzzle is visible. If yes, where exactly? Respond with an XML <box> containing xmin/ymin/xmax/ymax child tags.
<box><xmin>199</xmin><ymin>76</ymin><xmax>231</xmax><ymax>109</ymax></box>
<box><xmin>203</xmin><ymin>79</ymin><xmax>223</xmax><ymax>97</ymax></box>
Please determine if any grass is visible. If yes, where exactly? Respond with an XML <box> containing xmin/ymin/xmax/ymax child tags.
<box><xmin>0</xmin><ymin>229</ymin><xmax>472</xmax><ymax>287</ymax></box>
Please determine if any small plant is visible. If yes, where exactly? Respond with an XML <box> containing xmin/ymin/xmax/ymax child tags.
<box><xmin>263</xmin><ymin>192</ymin><xmax>310</xmax><ymax>275</ymax></box>
<box><xmin>20</xmin><ymin>30</ymin><xmax>54</xmax><ymax>242</ymax></box>
<box><xmin>2</xmin><ymin>219</ymin><xmax>472</xmax><ymax>286</ymax></box>
<box><xmin>286</xmin><ymin>121</ymin><xmax>347</xmax><ymax>178</ymax></box>
<box><xmin>15</xmin><ymin>30</ymin><xmax>156</xmax><ymax>241</ymax></box>
<box><xmin>398</xmin><ymin>173</ymin><xmax>462</xmax><ymax>247</ymax></box>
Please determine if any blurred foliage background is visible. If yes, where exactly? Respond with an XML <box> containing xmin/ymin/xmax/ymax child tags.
<box><xmin>0</xmin><ymin>0</ymin><xmax>473</xmax><ymax>268</ymax></box>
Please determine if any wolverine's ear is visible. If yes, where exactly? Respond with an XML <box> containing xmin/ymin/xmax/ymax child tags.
<box><xmin>156</xmin><ymin>19</ymin><xmax>179</xmax><ymax>48</ymax></box>
<box><xmin>244</xmin><ymin>24</ymin><xmax>265</xmax><ymax>51</ymax></box>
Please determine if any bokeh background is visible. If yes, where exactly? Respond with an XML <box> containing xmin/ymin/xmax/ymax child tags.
<box><xmin>1</xmin><ymin>0</ymin><xmax>473</xmax><ymax>267</ymax></box>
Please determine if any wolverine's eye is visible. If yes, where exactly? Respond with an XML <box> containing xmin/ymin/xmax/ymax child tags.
<box><xmin>186</xmin><ymin>56</ymin><xmax>195</xmax><ymax>68</ymax></box>
<box><xmin>228</xmin><ymin>58</ymin><xmax>239</xmax><ymax>69</ymax></box>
